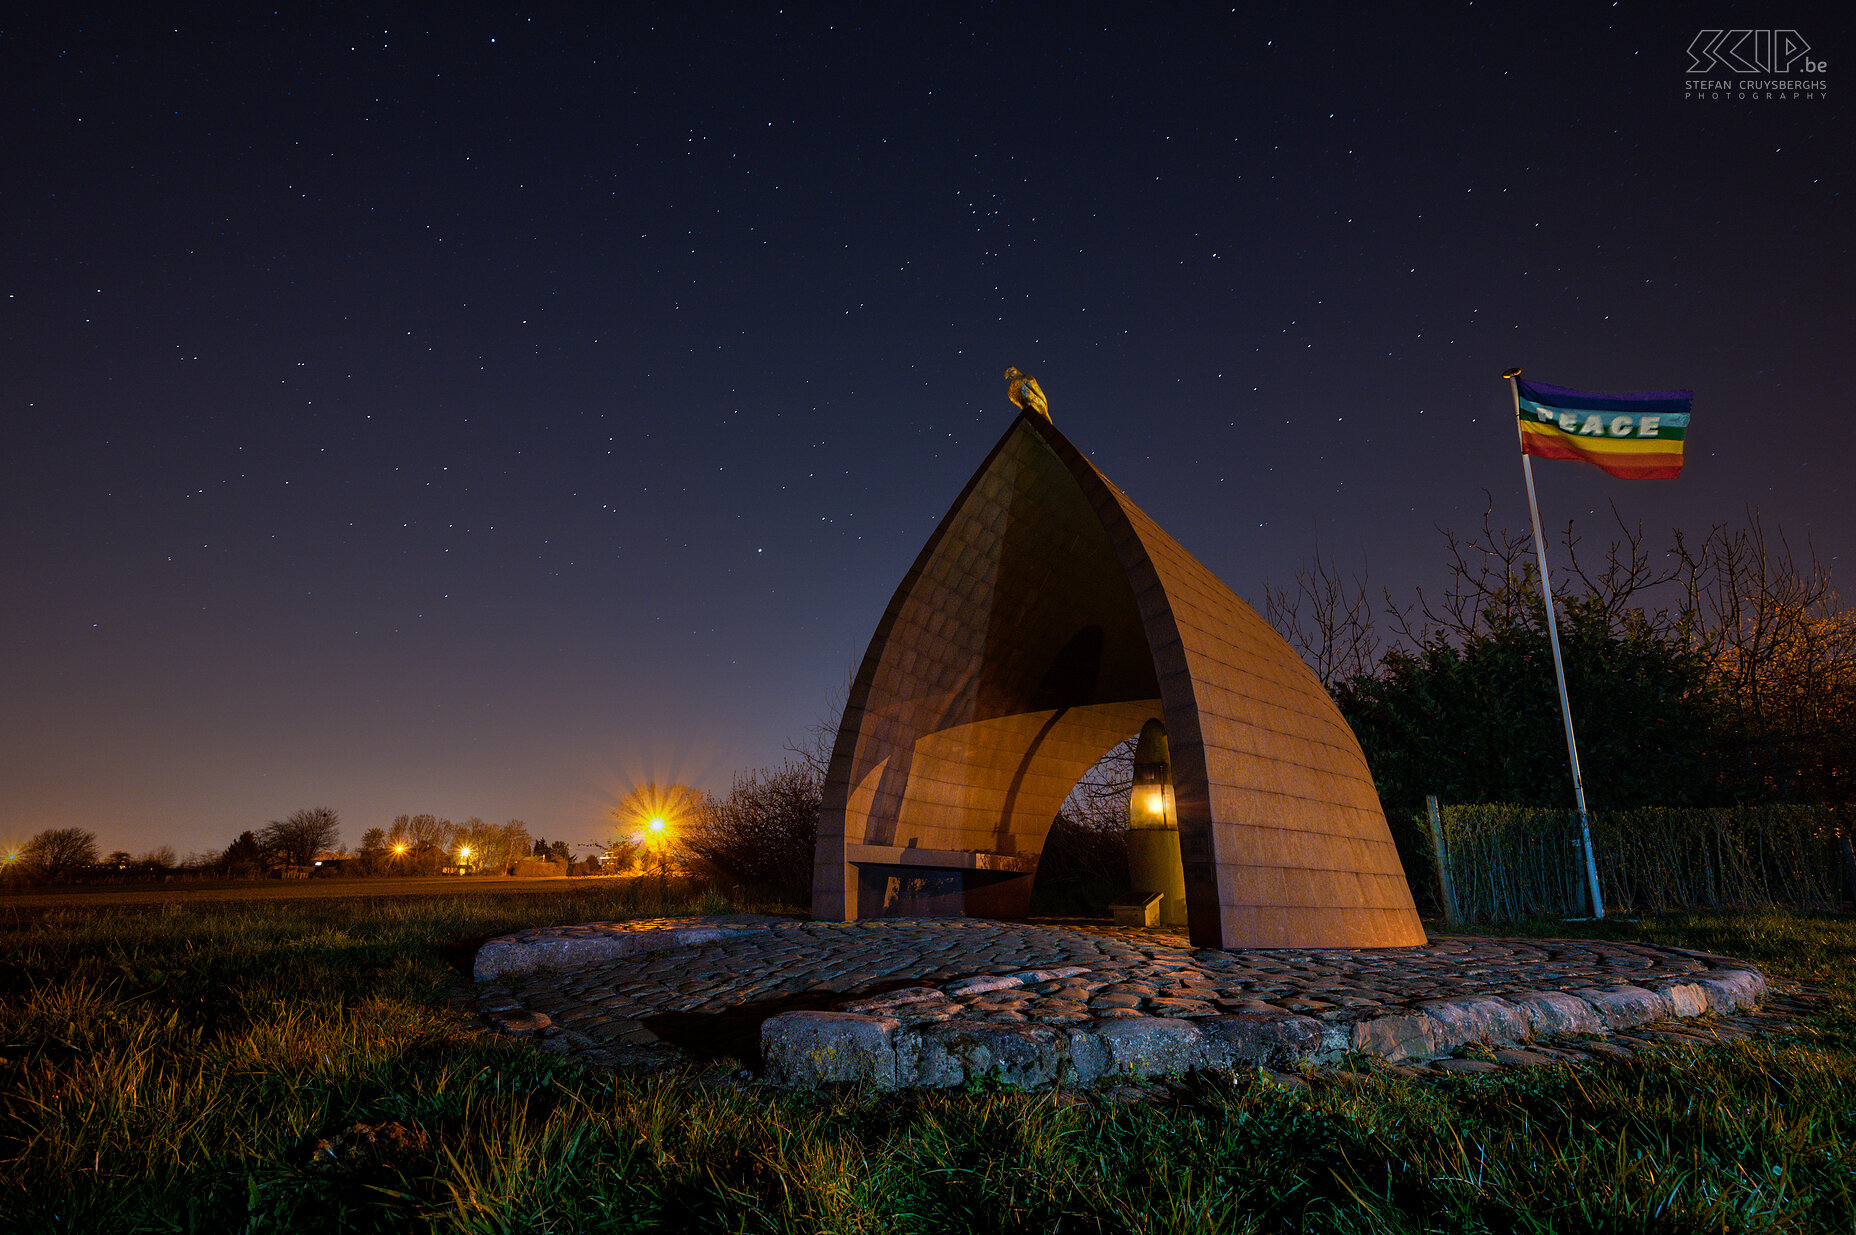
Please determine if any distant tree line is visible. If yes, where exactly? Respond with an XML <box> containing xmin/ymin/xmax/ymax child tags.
<box><xmin>5</xmin><ymin>828</ymin><xmax>203</xmax><ymax>884</ymax></box>
<box><xmin>351</xmin><ymin>814</ymin><xmax>576</xmax><ymax>876</ymax></box>
<box><xmin>5</xmin><ymin>807</ymin><xmax>596</xmax><ymax>886</ymax></box>
<box><xmin>0</xmin><ymin>829</ymin><xmax>192</xmax><ymax>884</ymax></box>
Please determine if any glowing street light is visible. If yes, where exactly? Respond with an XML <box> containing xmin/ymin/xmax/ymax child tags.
<box><xmin>608</xmin><ymin>782</ymin><xmax>697</xmax><ymax>897</ymax></box>
<box><xmin>639</xmin><ymin>816</ymin><xmax>675</xmax><ymax>901</ymax></box>
<box><xmin>610</xmin><ymin>783</ymin><xmax>698</xmax><ymax>846</ymax></box>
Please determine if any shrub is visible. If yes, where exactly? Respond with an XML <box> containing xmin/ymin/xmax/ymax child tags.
<box><xmin>680</xmin><ymin>761</ymin><xmax>819</xmax><ymax>905</ymax></box>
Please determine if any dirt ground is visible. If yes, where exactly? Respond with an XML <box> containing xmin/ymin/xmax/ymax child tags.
<box><xmin>0</xmin><ymin>873</ymin><xmax>630</xmax><ymax>909</ymax></box>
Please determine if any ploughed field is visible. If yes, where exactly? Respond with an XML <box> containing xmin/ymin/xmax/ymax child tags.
<box><xmin>1</xmin><ymin>881</ymin><xmax>1851</xmax><ymax>1233</ymax></box>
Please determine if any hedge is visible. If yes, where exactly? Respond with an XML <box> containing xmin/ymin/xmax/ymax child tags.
<box><xmin>1427</xmin><ymin>802</ymin><xmax>1853</xmax><ymax>922</ymax></box>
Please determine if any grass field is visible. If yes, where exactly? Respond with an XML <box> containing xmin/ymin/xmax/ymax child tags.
<box><xmin>1</xmin><ymin>882</ymin><xmax>1852</xmax><ymax>1233</ymax></box>
<box><xmin>0</xmin><ymin>873</ymin><xmax>633</xmax><ymax>910</ymax></box>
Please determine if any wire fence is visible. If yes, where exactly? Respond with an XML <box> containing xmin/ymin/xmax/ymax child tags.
<box><xmin>1428</xmin><ymin>802</ymin><xmax>1854</xmax><ymax>922</ymax></box>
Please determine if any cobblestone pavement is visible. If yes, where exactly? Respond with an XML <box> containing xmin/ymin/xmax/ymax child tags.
<box><xmin>458</xmin><ymin>915</ymin><xmax>1799</xmax><ymax>1087</ymax></box>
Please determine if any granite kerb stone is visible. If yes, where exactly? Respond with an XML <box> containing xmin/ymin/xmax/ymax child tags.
<box><xmin>1694</xmin><ymin>968</ymin><xmax>1768</xmax><ymax>1014</ymax></box>
<box><xmin>1510</xmin><ymin>990</ymin><xmax>1606</xmax><ymax>1038</ymax></box>
<box><xmin>472</xmin><ymin>915</ymin><xmax>790</xmax><ymax>981</ymax></box>
<box><xmin>904</xmin><ymin>1020</ymin><xmax>1070</xmax><ymax>1088</ymax></box>
<box><xmin>1198</xmin><ymin>1012</ymin><xmax>1325</xmax><ymax>1069</ymax></box>
<box><xmin>763</xmin><ymin>973</ymin><xmax>1773</xmax><ymax>1087</ymax></box>
<box><xmin>760</xmin><ymin>1012</ymin><xmax>902</xmax><ymax>1087</ymax></box>
<box><xmin>765</xmin><ymin>1011</ymin><xmax>1300</xmax><ymax>1088</ymax></box>
<box><xmin>1571</xmin><ymin>984</ymin><xmax>1679</xmax><ymax>1030</ymax></box>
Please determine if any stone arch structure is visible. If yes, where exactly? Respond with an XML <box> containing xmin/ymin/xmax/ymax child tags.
<box><xmin>813</xmin><ymin>409</ymin><xmax>1426</xmax><ymax>949</ymax></box>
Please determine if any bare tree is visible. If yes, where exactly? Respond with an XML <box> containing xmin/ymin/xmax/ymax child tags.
<box><xmin>1060</xmin><ymin>736</ymin><xmax>1138</xmax><ymax>829</ymax></box>
<box><xmin>495</xmin><ymin>820</ymin><xmax>533</xmax><ymax>870</ymax></box>
<box><xmin>1032</xmin><ymin>737</ymin><xmax>1140</xmax><ymax>914</ymax></box>
<box><xmin>1383</xmin><ymin>500</ymin><xmax>1539</xmax><ymax>648</ymax></box>
<box><xmin>1676</xmin><ymin>512</ymin><xmax>1856</xmax><ymax>799</ymax></box>
<box><xmin>388</xmin><ymin>813</ymin><xmax>452</xmax><ymax>872</ymax></box>
<box><xmin>786</xmin><ymin>671</ymin><xmax>852</xmax><ymax>780</ymax></box>
<box><xmin>1273</xmin><ymin>500</ymin><xmax>1687</xmax><ymax>674</ymax></box>
<box><xmin>21</xmin><ymin>827</ymin><xmax>99</xmax><ymax>881</ymax></box>
<box><xmin>1265</xmin><ymin>549</ymin><xmax>1381</xmax><ymax>689</ymax></box>
<box><xmin>1560</xmin><ymin>507</ymin><xmax>1682</xmax><ymax>632</ymax></box>
<box><xmin>261</xmin><ymin>808</ymin><xmax>341</xmax><ymax>867</ymax></box>
<box><xmin>455</xmin><ymin>817</ymin><xmax>506</xmax><ymax>871</ymax></box>
<box><xmin>1264</xmin><ymin>500</ymin><xmax>1856</xmax><ymax>808</ymax></box>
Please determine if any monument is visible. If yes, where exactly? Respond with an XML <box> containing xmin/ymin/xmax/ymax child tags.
<box><xmin>812</xmin><ymin>371</ymin><xmax>1425</xmax><ymax>949</ymax></box>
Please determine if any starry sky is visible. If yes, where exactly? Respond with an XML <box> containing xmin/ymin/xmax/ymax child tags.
<box><xmin>4</xmin><ymin>4</ymin><xmax>1850</xmax><ymax>859</ymax></box>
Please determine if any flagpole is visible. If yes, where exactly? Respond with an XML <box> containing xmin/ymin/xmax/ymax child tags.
<box><xmin>1503</xmin><ymin>367</ymin><xmax>1605</xmax><ymax>919</ymax></box>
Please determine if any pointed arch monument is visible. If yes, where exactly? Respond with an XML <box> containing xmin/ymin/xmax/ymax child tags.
<box><xmin>813</xmin><ymin>399</ymin><xmax>1426</xmax><ymax>949</ymax></box>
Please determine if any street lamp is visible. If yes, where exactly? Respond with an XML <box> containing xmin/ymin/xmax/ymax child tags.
<box><xmin>646</xmin><ymin>818</ymin><xmax>670</xmax><ymax>902</ymax></box>
<box><xmin>458</xmin><ymin>844</ymin><xmax>472</xmax><ymax>875</ymax></box>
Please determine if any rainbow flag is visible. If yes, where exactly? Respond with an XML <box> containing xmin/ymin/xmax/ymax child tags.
<box><xmin>1515</xmin><ymin>378</ymin><xmax>1692</xmax><ymax>479</ymax></box>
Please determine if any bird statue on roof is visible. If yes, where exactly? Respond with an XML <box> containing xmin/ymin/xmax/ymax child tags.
<box><xmin>1003</xmin><ymin>366</ymin><xmax>1049</xmax><ymax>420</ymax></box>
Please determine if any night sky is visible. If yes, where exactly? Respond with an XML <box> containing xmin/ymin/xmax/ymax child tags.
<box><xmin>5</xmin><ymin>5</ymin><xmax>1850</xmax><ymax>859</ymax></box>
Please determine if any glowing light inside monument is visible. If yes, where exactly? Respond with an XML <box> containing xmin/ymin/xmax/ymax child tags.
<box><xmin>1128</xmin><ymin>722</ymin><xmax>1177</xmax><ymax>832</ymax></box>
<box><xmin>1125</xmin><ymin>718</ymin><xmax>1188</xmax><ymax>926</ymax></box>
